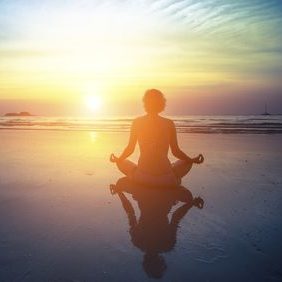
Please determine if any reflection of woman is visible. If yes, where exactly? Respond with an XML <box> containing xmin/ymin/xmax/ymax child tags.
<box><xmin>110</xmin><ymin>89</ymin><xmax>204</xmax><ymax>187</ymax></box>
<box><xmin>110</xmin><ymin>177</ymin><xmax>204</xmax><ymax>279</ymax></box>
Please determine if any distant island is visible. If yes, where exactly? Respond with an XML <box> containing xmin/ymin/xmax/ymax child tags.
<box><xmin>4</xmin><ymin>112</ymin><xmax>34</xmax><ymax>117</ymax></box>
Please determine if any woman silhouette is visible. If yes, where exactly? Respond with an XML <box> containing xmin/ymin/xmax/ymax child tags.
<box><xmin>110</xmin><ymin>89</ymin><xmax>204</xmax><ymax>187</ymax></box>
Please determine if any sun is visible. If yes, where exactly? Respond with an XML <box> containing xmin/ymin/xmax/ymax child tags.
<box><xmin>85</xmin><ymin>95</ymin><xmax>103</xmax><ymax>112</ymax></box>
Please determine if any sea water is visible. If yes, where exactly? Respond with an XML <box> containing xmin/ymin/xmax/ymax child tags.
<box><xmin>1</xmin><ymin>115</ymin><xmax>282</xmax><ymax>134</ymax></box>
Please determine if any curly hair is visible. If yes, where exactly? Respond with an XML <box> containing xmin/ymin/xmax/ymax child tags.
<box><xmin>143</xmin><ymin>89</ymin><xmax>166</xmax><ymax>114</ymax></box>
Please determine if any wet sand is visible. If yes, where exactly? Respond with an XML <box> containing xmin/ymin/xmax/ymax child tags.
<box><xmin>0</xmin><ymin>131</ymin><xmax>282</xmax><ymax>281</ymax></box>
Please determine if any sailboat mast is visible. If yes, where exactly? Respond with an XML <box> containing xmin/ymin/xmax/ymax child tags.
<box><xmin>262</xmin><ymin>102</ymin><xmax>270</xmax><ymax>115</ymax></box>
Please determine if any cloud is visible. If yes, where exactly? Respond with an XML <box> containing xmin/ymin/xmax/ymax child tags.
<box><xmin>0</xmin><ymin>0</ymin><xmax>281</xmax><ymax>113</ymax></box>
<box><xmin>147</xmin><ymin>0</ymin><xmax>282</xmax><ymax>30</ymax></box>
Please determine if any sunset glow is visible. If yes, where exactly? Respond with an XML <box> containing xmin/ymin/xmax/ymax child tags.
<box><xmin>1</xmin><ymin>2</ymin><xmax>282</xmax><ymax>280</ymax></box>
<box><xmin>85</xmin><ymin>95</ymin><xmax>103</xmax><ymax>112</ymax></box>
<box><xmin>0</xmin><ymin>1</ymin><xmax>282</xmax><ymax>115</ymax></box>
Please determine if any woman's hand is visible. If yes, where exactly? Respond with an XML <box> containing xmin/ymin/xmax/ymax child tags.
<box><xmin>110</xmin><ymin>153</ymin><xmax>120</xmax><ymax>163</ymax></box>
<box><xmin>193</xmin><ymin>154</ymin><xmax>204</xmax><ymax>164</ymax></box>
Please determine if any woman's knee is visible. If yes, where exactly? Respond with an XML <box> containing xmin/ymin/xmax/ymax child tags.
<box><xmin>116</xmin><ymin>159</ymin><xmax>137</xmax><ymax>177</ymax></box>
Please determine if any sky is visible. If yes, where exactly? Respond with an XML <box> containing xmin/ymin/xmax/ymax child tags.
<box><xmin>0</xmin><ymin>0</ymin><xmax>282</xmax><ymax>116</ymax></box>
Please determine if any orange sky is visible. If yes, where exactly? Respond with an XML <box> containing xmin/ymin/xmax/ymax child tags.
<box><xmin>0</xmin><ymin>0</ymin><xmax>282</xmax><ymax>116</ymax></box>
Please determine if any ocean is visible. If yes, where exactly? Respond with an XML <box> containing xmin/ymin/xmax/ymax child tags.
<box><xmin>1</xmin><ymin>115</ymin><xmax>282</xmax><ymax>134</ymax></box>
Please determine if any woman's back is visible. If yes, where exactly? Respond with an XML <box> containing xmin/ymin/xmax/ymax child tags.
<box><xmin>134</xmin><ymin>115</ymin><xmax>173</xmax><ymax>175</ymax></box>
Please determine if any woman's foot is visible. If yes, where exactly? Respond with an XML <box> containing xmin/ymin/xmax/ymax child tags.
<box><xmin>193</xmin><ymin>197</ymin><xmax>204</xmax><ymax>209</ymax></box>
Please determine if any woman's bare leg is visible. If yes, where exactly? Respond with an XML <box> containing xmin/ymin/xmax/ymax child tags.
<box><xmin>172</xmin><ymin>160</ymin><xmax>193</xmax><ymax>178</ymax></box>
<box><xmin>116</xmin><ymin>159</ymin><xmax>137</xmax><ymax>178</ymax></box>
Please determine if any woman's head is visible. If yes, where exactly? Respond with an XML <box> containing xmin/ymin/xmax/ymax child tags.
<box><xmin>143</xmin><ymin>89</ymin><xmax>166</xmax><ymax>114</ymax></box>
<box><xmin>143</xmin><ymin>253</ymin><xmax>167</xmax><ymax>279</ymax></box>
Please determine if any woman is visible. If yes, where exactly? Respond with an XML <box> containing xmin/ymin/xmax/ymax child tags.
<box><xmin>110</xmin><ymin>89</ymin><xmax>204</xmax><ymax>187</ymax></box>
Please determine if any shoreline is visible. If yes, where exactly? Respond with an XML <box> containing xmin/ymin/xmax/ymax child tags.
<box><xmin>1</xmin><ymin>128</ymin><xmax>282</xmax><ymax>134</ymax></box>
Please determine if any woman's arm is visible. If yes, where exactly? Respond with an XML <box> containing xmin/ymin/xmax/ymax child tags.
<box><xmin>117</xmin><ymin>191</ymin><xmax>137</xmax><ymax>228</ymax></box>
<box><xmin>111</xmin><ymin>120</ymin><xmax>138</xmax><ymax>162</ymax></box>
<box><xmin>169</xmin><ymin>121</ymin><xmax>204</xmax><ymax>163</ymax></box>
<box><xmin>169</xmin><ymin>121</ymin><xmax>193</xmax><ymax>162</ymax></box>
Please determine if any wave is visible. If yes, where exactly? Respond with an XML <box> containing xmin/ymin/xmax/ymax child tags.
<box><xmin>1</xmin><ymin>115</ymin><xmax>282</xmax><ymax>134</ymax></box>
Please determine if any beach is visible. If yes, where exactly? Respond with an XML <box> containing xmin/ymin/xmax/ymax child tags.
<box><xmin>0</xmin><ymin>130</ymin><xmax>282</xmax><ymax>281</ymax></box>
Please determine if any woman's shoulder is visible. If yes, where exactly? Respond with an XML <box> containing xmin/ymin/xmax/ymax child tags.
<box><xmin>160</xmin><ymin>116</ymin><xmax>175</xmax><ymax>126</ymax></box>
<box><xmin>132</xmin><ymin>116</ymin><xmax>146</xmax><ymax>128</ymax></box>
<box><xmin>133</xmin><ymin>115</ymin><xmax>174</xmax><ymax>127</ymax></box>
<box><xmin>133</xmin><ymin>115</ymin><xmax>146</xmax><ymax>123</ymax></box>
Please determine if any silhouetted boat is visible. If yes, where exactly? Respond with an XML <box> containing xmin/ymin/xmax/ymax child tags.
<box><xmin>262</xmin><ymin>103</ymin><xmax>270</xmax><ymax>116</ymax></box>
